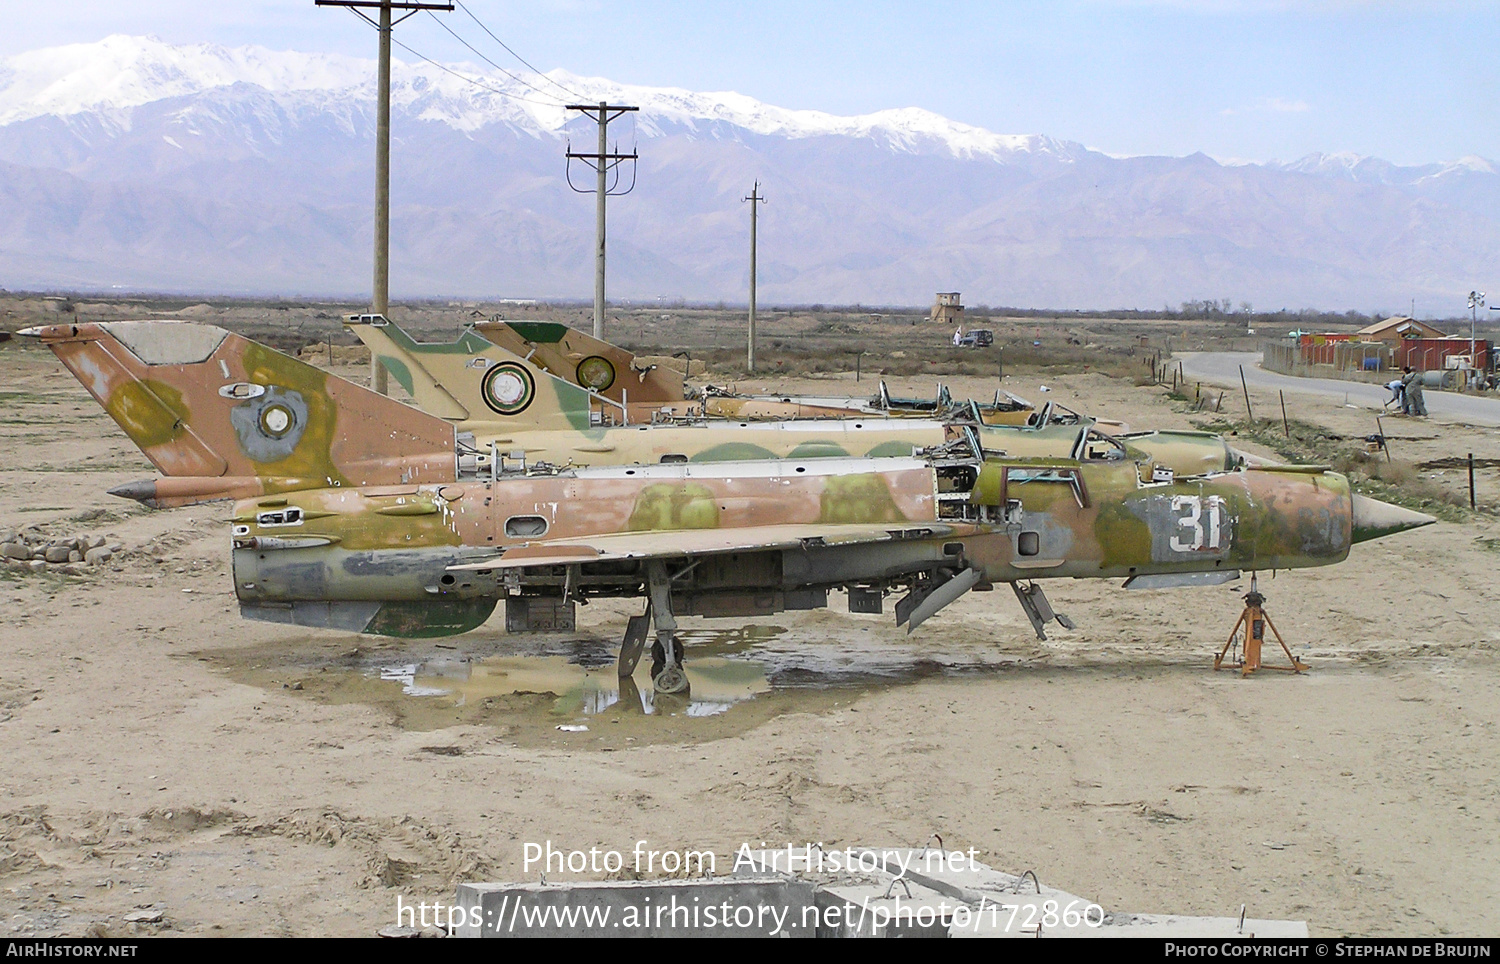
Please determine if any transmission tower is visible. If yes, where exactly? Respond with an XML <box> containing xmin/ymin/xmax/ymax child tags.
<box><xmin>565</xmin><ymin>103</ymin><xmax>638</xmax><ymax>339</ymax></box>
<box><xmin>316</xmin><ymin>0</ymin><xmax>453</xmax><ymax>394</ymax></box>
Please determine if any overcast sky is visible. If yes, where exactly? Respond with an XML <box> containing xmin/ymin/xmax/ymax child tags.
<box><xmin>6</xmin><ymin>1</ymin><xmax>1497</xmax><ymax>165</ymax></box>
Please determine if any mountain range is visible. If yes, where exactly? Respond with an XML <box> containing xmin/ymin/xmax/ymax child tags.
<box><xmin>1</xmin><ymin>34</ymin><xmax>1496</xmax><ymax>311</ymax></box>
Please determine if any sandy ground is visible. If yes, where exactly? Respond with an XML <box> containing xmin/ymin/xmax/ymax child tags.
<box><xmin>1</xmin><ymin>339</ymin><xmax>1497</xmax><ymax>938</ymax></box>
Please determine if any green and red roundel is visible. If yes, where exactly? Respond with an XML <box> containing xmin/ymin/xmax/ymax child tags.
<box><xmin>481</xmin><ymin>361</ymin><xmax>536</xmax><ymax>415</ymax></box>
<box><xmin>576</xmin><ymin>355</ymin><xmax>616</xmax><ymax>392</ymax></box>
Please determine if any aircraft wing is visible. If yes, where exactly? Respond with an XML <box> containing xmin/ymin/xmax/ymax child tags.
<box><xmin>446</xmin><ymin>522</ymin><xmax>961</xmax><ymax>571</ymax></box>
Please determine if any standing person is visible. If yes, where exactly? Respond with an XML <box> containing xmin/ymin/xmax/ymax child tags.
<box><xmin>1401</xmin><ymin>366</ymin><xmax>1428</xmax><ymax>417</ymax></box>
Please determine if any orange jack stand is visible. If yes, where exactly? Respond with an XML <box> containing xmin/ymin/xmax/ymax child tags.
<box><xmin>1214</xmin><ymin>578</ymin><xmax>1308</xmax><ymax>677</ymax></box>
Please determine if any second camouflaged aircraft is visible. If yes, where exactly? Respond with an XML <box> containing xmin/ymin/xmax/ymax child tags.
<box><xmin>345</xmin><ymin>315</ymin><xmax>1235</xmax><ymax>478</ymax></box>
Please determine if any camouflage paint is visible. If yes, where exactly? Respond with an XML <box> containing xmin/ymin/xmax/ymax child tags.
<box><xmin>817</xmin><ymin>473</ymin><xmax>909</xmax><ymax>524</ymax></box>
<box><xmin>104</xmin><ymin>378</ymin><xmax>190</xmax><ymax>450</ymax></box>
<box><xmin>26</xmin><ymin>321</ymin><xmax>457</xmax><ymax>506</ymax></box>
<box><xmin>365</xmin><ymin>599</ymin><xmax>496</xmax><ymax>637</ymax></box>
<box><xmin>693</xmin><ymin>441</ymin><xmax>785</xmax><ymax>462</ymax></box>
<box><xmin>627</xmin><ymin>482</ymin><xmax>721</xmax><ymax>531</ymax></box>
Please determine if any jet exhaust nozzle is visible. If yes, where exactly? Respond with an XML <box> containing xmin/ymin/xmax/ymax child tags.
<box><xmin>1350</xmin><ymin>494</ymin><xmax>1436</xmax><ymax>544</ymax></box>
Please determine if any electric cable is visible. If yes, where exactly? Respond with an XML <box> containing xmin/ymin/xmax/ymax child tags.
<box><xmin>454</xmin><ymin>0</ymin><xmax>585</xmax><ymax>100</ymax></box>
<box><xmin>425</xmin><ymin>10</ymin><xmax>570</xmax><ymax>105</ymax></box>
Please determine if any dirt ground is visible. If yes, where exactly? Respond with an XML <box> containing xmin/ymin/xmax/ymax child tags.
<box><xmin>0</xmin><ymin>315</ymin><xmax>1497</xmax><ymax>938</ymax></box>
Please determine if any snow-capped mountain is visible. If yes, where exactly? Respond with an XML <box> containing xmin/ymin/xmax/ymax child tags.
<box><xmin>0</xmin><ymin>35</ymin><xmax>1496</xmax><ymax>310</ymax></box>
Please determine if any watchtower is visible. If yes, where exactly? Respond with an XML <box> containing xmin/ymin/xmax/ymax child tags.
<box><xmin>931</xmin><ymin>292</ymin><xmax>964</xmax><ymax>325</ymax></box>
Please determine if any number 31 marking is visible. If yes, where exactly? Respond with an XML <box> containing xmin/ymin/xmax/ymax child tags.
<box><xmin>1170</xmin><ymin>495</ymin><xmax>1224</xmax><ymax>552</ymax></box>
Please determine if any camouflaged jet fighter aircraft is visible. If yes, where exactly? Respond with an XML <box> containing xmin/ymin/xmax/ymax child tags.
<box><xmin>18</xmin><ymin>319</ymin><xmax>1433</xmax><ymax>695</ymax></box>
<box><xmin>230</xmin><ymin>447</ymin><xmax>1433</xmax><ymax>694</ymax></box>
<box><xmin>23</xmin><ymin>320</ymin><xmax>1237</xmax><ymax>508</ymax></box>
<box><xmin>345</xmin><ymin>315</ymin><xmax>1233</xmax><ymax>478</ymax></box>
<box><xmin>466</xmin><ymin>318</ymin><xmax>1039</xmax><ymax>424</ymax></box>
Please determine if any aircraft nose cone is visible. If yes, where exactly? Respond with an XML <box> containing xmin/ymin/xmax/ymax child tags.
<box><xmin>1351</xmin><ymin>494</ymin><xmax>1436</xmax><ymax>544</ymax></box>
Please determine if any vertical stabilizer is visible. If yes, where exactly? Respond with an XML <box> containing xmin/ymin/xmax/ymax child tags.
<box><xmin>346</xmin><ymin>315</ymin><xmax>599</xmax><ymax>433</ymax></box>
<box><xmin>21</xmin><ymin>321</ymin><xmax>456</xmax><ymax>505</ymax></box>
<box><xmin>475</xmin><ymin>319</ymin><xmax>685</xmax><ymax>404</ymax></box>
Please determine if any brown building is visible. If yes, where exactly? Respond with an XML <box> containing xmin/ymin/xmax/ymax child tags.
<box><xmin>931</xmin><ymin>292</ymin><xmax>964</xmax><ymax>325</ymax></box>
<box><xmin>1354</xmin><ymin>316</ymin><xmax>1447</xmax><ymax>344</ymax></box>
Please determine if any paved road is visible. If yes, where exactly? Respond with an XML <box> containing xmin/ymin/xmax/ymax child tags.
<box><xmin>1177</xmin><ymin>352</ymin><xmax>1500</xmax><ymax>429</ymax></box>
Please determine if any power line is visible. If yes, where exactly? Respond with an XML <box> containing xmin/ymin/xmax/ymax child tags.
<box><xmin>454</xmin><ymin>0</ymin><xmax>584</xmax><ymax>100</ymax></box>
<box><xmin>391</xmin><ymin>34</ymin><xmax>568</xmax><ymax>107</ymax></box>
<box><xmin>343</xmin><ymin>8</ymin><xmax>565</xmax><ymax>107</ymax></box>
<box><xmin>424</xmin><ymin>10</ymin><xmax>569</xmax><ymax>105</ymax></box>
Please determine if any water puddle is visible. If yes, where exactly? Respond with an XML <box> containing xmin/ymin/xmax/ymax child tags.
<box><xmin>375</xmin><ymin>652</ymin><xmax>770</xmax><ymax>718</ymax></box>
<box><xmin>200</xmin><ymin>619</ymin><xmax>1047</xmax><ymax>746</ymax></box>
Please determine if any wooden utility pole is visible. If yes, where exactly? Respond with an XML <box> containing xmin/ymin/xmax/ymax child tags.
<box><xmin>565</xmin><ymin>104</ymin><xmax>638</xmax><ymax>339</ymax></box>
<box><xmin>743</xmin><ymin>181</ymin><xmax>766</xmax><ymax>372</ymax></box>
<box><xmin>316</xmin><ymin>0</ymin><xmax>454</xmax><ymax>394</ymax></box>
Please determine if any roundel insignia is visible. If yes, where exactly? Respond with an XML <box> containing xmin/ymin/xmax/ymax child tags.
<box><xmin>259</xmin><ymin>403</ymin><xmax>295</xmax><ymax>438</ymax></box>
<box><xmin>481</xmin><ymin>361</ymin><xmax>536</xmax><ymax>415</ymax></box>
<box><xmin>576</xmin><ymin>355</ymin><xmax>616</xmax><ymax>392</ymax></box>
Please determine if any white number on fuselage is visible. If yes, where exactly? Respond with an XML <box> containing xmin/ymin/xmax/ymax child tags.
<box><xmin>1169</xmin><ymin>495</ymin><xmax>1223</xmax><ymax>552</ymax></box>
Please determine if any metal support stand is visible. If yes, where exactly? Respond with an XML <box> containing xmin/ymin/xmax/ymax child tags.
<box><xmin>1215</xmin><ymin>575</ymin><xmax>1307</xmax><ymax>676</ymax></box>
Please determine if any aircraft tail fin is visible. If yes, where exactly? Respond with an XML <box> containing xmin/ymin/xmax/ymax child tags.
<box><xmin>21</xmin><ymin>321</ymin><xmax>456</xmax><ymax>504</ymax></box>
<box><xmin>475</xmin><ymin>319</ymin><xmax>684</xmax><ymax>404</ymax></box>
<box><xmin>346</xmin><ymin>315</ymin><xmax>599</xmax><ymax>433</ymax></box>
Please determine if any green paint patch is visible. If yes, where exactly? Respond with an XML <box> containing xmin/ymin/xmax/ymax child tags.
<box><xmin>1095</xmin><ymin>500</ymin><xmax>1152</xmax><ymax>568</ymax></box>
<box><xmin>818</xmin><ymin>473</ymin><xmax>907</xmax><ymax>524</ymax></box>
<box><xmin>786</xmin><ymin>441</ymin><xmax>852</xmax><ymax>459</ymax></box>
<box><xmin>692</xmin><ymin>442</ymin><xmax>778</xmax><ymax>462</ymax></box>
<box><xmin>505</xmin><ymin>322</ymin><xmax>571</xmax><ymax>344</ymax></box>
<box><xmin>241</xmin><ymin>341</ymin><xmax>348</xmax><ymax>488</ymax></box>
<box><xmin>628</xmin><ymin>482</ymin><xmax>720</xmax><ymax>531</ymax></box>
<box><xmin>366</xmin><ymin>599</ymin><xmax>496</xmax><ymax>638</ymax></box>
<box><xmin>282</xmin><ymin>496</ymin><xmax>460</xmax><ymax>552</ymax></box>
<box><xmin>103</xmin><ymin>378</ymin><xmax>189</xmax><ymax>449</ymax></box>
<box><xmin>549</xmin><ymin>379</ymin><xmax>597</xmax><ymax>434</ymax></box>
<box><xmin>378</xmin><ymin>320</ymin><xmax>495</xmax><ymax>356</ymax></box>
<box><xmin>379</xmin><ymin>356</ymin><xmax>415</xmax><ymax>396</ymax></box>
<box><xmin>865</xmin><ymin>441</ymin><xmax>919</xmax><ymax>458</ymax></box>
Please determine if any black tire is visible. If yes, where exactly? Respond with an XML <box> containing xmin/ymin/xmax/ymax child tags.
<box><xmin>648</xmin><ymin>637</ymin><xmax>684</xmax><ymax>680</ymax></box>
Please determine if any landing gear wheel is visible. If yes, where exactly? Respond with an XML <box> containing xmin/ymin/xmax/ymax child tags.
<box><xmin>649</xmin><ymin>638</ymin><xmax>685</xmax><ymax>680</ymax></box>
<box><xmin>652</xmin><ymin>665</ymin><xmax>689</xmax><ymax>695</ymax></box>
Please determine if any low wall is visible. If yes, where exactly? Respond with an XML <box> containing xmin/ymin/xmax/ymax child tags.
<box><xmin>1262</xmin><ymin>344</ymin><xmax>1392</xmax><ymax>385</ymax></box>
